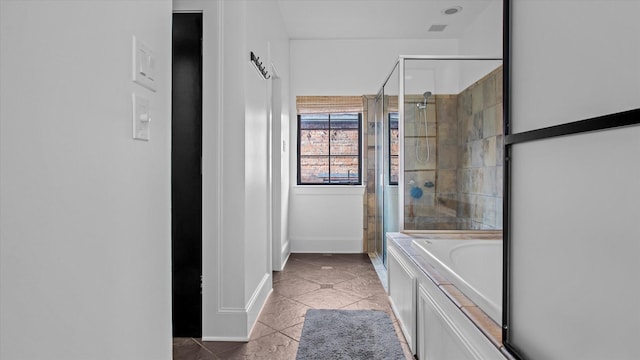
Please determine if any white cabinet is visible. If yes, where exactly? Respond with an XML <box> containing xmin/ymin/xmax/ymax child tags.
<box><xmin>387</xmin><ymin>246</ymin><xmax>416</xmax><ymax>353</ymax></box>
<box><xmin>418</xmin><ymin>285</ymin><xmax>476</xmax><ymax>359</ymax></box>
<box><xmin>417</xmin><ymin>281</ymin><xmax>503</xmax><ymax>360</ymax></box>
<box><xmin>388</xmin><ymin>241</ymin><xmax>505</xmax><ymax>360</ymax></box>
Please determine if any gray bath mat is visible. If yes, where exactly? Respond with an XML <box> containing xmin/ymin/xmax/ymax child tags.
<box><xmin>296</xmin><ymin>309</ymin><xmax>406</xmax><ymax>360</ymax></box>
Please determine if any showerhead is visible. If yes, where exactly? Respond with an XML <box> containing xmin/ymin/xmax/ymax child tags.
<box><xmin>417</xmin><ymin>91</ymin><xmax>432</xmax><ymax>109</ymax></box>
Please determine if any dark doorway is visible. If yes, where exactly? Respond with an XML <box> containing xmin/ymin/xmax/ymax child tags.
<box><xmin>172</xmin><ymin>12</ymin><xmax>203</xmax><ymax>337</ymax></box>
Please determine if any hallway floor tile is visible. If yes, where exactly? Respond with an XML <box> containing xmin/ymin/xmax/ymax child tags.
<box><xmin>173</xmin><ymin>253</ymin><xmax>414</xmax><ymax>359</ymax></box>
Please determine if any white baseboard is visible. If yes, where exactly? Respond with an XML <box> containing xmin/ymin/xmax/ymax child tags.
<box><xmin>202</xmin><ymin>273</ymin><xmax>272</xmax><ymax>342</ymax></box>
<box><xmin>279</xmin><ymin>244</ymin><xmax>291</xmax><ymax>270</ymax></box>
<box><xmin>246</xmin><ymin>273</ymin><xmax>272</xmax><ymax>334</ymax></box>
<box><xmin>201</xmin><ymin>335</ymin><xmax>249</xmax><ymax>342</ymax></box>
<box><xmin>290</xmin><ymin>238</ymin><xmax>362</xmax><ymax>253</ymax></box>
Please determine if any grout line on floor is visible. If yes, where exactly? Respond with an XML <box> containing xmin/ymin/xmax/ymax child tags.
<box><xmin>192</xmin><ymin>337</ymin><xmax>217</xmax><ymax>358</ymax></box>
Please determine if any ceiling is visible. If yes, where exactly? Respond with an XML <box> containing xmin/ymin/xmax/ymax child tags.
<box><xmin>276</xmin><ymin>0</ymin><xmax>498</xmax><ymax>40</ymax></box>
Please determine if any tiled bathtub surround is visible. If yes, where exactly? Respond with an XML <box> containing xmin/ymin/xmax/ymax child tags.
<box><xmin>404</xmin><ymin>66</ymin><xmax>503</xmax><ymax>230</ymax></box>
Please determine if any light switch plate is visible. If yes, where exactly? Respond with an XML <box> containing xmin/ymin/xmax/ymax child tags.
<box><xmin>132</xmin><ymin>93</ymin><xmax>151</xmax><ymax>141</ymax></box>
<box><xmin>132</xmin><ymin>35</ymin><xmax>156</xmax><ymax>92</ymax></box>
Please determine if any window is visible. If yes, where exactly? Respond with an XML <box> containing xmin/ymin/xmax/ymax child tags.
<box><xmin>298</xmin><ymin>112</ymin><xmax>362</xmax><ymax>185</ymax></box>
<box><xmin>389</xmin><ymin>112</ymin><xmax>399</xmax><ymax>185</ymax></box>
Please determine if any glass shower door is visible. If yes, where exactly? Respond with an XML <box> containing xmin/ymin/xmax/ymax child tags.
<box><xmin>374</xmin><ymin>63</ymin><xmax>400</xmax><ymax>268</ymax></box>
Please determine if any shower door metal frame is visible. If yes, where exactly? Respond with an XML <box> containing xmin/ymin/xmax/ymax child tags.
<box><xmin>373</xmin><ymin>61</ymin><xmax>397</xmax><ymax>267</ymax></box>
<box><xmin>373</xmin><ymin>90</ymin><xmax>385</xmax><ymax>264</ymax></box>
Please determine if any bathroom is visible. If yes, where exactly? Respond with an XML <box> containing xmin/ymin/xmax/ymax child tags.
<box><xmin>1</xmin><ymin>1</ymin><xmax>638</xmax><ymax>360</ymax></box>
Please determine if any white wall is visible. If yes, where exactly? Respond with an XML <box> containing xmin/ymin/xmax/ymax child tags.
<box><xmin>509</xmin><ymin>1</ymin><xmax>640</xmax><ymax>359</ymax></box>
<box><xmin>458</xmin><ymin>0</ymin><xmax>503</xmax><ymax>90</ymax></box>
<box><xmin>173</xmin><ymin>0</ymin><xmax>290</xmax><ymax>340</ymax></box>
<box><xmin>244</xmin><ymin>0</ymin><xmax>291</xmax><ymax>329</ymax></box>
<box><xmin>459</xmin><ymin>0</ymin><xmax>503</xmax><ymax>57</ymax></box>
<box><xmin>291</xmin><ymin>39</ymin><xmax>459</xmax><ymax>97</ymax></box>
<box><xmin>270</xmin><ymin>58</ymin><xmax>292</xmax><ymax>271</ymax></box>
<box><xmin>0</xmin><ymin>1</ymin><xmax>172</xmax><ymax>359</ymax></box>
<box><xmin>289</xmin><ymin>38</ymin><xmax>458</xmax><ymax>253</ymax></box>
<box><xmin>289</xmin><ymin>187</ymin><xmax>365</xmax><ymax>253</ymax></box>
<box><xmin>403</xmin><ymin>58</ymin><xmax>503</xmax><ymax>96</ymax></box>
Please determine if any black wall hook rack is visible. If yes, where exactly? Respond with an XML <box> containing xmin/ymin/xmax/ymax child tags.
<box><xmin>250</xmin><ymin>51</ymin><xmax>270</xmax><ymax>79</ymax></box>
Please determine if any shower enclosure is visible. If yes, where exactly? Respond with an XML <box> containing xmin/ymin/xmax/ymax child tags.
<box><xmin>373</xmin><ymin>56</ymin><xmax>503</xmax><ymax>266</ymax></box>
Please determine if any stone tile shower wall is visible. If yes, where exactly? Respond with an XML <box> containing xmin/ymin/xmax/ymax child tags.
<box><xmin>404</xmin><ymin>66</ymin><xmax>503</xmax><ymax>230</ymax></box>
<box><xmin>363</xmin><ymin>95</ymin><xmax>376</xmax><ymax>253</ymax></box>
<box><xmin>363</xmin><ymin>66</ymin><xmax>503</xmax><ymax>248</ymax></box>
<box><xmin>404</xmin><ymin>95</ymin><xmax>440</xmax><ymax>229</ymax></box>
<box><xmin>457</xmin><ymin>66</ymin><xmax>503</xmax><ymax>230</ymax></box>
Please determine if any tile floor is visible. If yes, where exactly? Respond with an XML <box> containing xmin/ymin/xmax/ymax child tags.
<box><xmin>173</xmin><ymin>253</ymin><xmax>414</xmax><ymax>359</ymax></box>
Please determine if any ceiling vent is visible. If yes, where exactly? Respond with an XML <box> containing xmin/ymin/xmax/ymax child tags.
<box><xmin>442</xmin><ymin>6</ymin><xmax>463</xmax><ymax>15</ymax></box>
<box><xmin>428</xmin><ymin>24</ymin><xmax>447</xmax><ymax>32</ymax></box>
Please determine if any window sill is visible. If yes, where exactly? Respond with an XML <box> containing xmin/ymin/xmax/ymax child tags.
<box><xmin>292</xmin><ymin>185</ymin><xmax>366</xmax><ymax>196</ymax></box>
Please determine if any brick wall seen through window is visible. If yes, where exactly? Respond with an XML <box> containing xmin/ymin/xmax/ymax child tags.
<box><xmin>298</xmin><ymin>113</ymin><xmax>362</xmax><ymax>185</ymax></box>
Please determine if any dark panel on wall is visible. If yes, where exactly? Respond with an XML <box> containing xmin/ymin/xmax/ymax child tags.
<box><xmin>172</xmin><ymin>12</ymin><xmax>203</xmax><ymax>337</ymax></box>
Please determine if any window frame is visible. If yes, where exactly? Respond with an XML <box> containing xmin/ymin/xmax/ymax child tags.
<box><xmin>297</xmin><ymin>112</ymin><xmax>363</xmax><ymax>186</ymax></box>
<box><xmin>388</xmin><ymin>111</ymin><xmax>399</xmax><ymax>186</ymax></box>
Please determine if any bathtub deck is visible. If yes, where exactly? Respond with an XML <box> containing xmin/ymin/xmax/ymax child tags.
<box><xmin>387</xmin><ymin>232</ymin><xmax>516</xmax><ymax>360</ymax></box>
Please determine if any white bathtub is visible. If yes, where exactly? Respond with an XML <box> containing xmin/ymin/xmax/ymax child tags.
<box><xmin>412</xmin><ymin>238</ymin><xmax>502</xmax><ymax>323</ymax></box>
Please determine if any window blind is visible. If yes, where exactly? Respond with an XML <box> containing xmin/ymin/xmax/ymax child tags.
<box><xmin>296</xmin><ymin>96</ymin><xmax>364</xmax><ymax>114</ymax></box>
